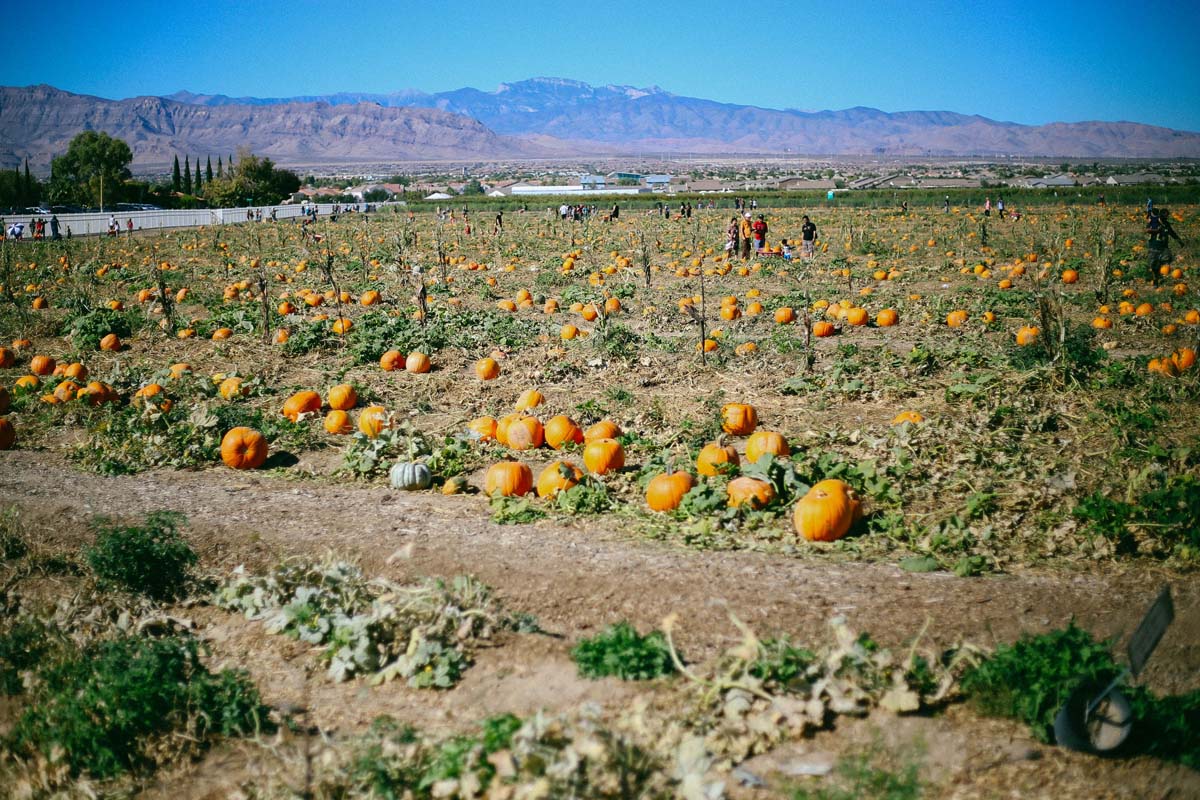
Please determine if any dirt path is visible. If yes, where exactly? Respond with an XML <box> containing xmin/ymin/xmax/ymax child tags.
<box><xmin>3</xmin><ymin>450</ymin><xmax>1196</xmax><ymax>694</ymax></box>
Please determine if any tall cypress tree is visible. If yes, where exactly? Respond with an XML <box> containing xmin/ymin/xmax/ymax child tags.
<box><xmin>183</xmin><ymin>157</ymin><xmax>192</xmax><ymax>195</ymax></box>
<box><xmin>22</xmin><ymin>160</ymin><xmax>33</xmax><ymax>206</ymax></box>
<box><xmin>217</xmin><ymin>156</ymin><xmax>223</xmax><ymax>178</ymax></box>
<box><xmin>194</xmin><ymin>158</ymin><xmax>203</xmax><ymax>194</ymax></box>
<box><xmin>206</xmin><ymin>156</ymin><xmax>213</xmax><ymax>183</ymax></box>
<box><xmin>172</xmin><ymin>155</ymin><xmax>182</xmax><ymax>193</ymax></box>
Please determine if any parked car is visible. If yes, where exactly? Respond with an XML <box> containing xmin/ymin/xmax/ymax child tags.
<box><xmin>50</xmin><ymin>204</ymin><xmax>86</xmax><ymax>214</ymax></box>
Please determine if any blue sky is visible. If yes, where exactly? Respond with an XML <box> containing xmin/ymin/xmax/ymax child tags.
<box><xmin>4</xmin><ymin>0</ymin><xmax>1198</xmax><ymax>131</ymax></box>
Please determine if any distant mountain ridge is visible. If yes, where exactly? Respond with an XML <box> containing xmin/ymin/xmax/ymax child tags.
<box><xmin>0</xmin><ymin>85</ymin><xmax>546</xmax><ymax>171</ymax></box>
<box><xmin>161</xmin><ymin>76</ymin><xmax>1200</xmax><ymax>158</ymax></box>
<box><xmin>3</xmin><ymin>79</ymin><xmax>1199</xmax><ymax>171</ymax></box>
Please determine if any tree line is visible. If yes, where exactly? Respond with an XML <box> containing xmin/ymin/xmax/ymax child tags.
<box><xmin>2</xmin><ymin>131</ymin><xmax>300</xmax><ymax>211</ymax></box>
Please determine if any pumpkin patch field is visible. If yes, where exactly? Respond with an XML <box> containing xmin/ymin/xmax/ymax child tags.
<box><xmin>1</xmin><ymin>202</ymin><xmax>1198</xmax><ymax>797</ymax></box>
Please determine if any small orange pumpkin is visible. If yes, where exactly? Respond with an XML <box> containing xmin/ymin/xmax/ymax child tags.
<box><xmin>405</xmin><ymin>352</ymin><xmax>432</xmax><ymax>373</ymax></box>
<box><xmin>544</xmin><ymin>415</ymin><xmax>584</xmax><ymax>449</ymax></box>
<box><xmin>327</xmin><ymin>384</ymin><xmax>358</xmax><ymax>411</ymax></box>
<box><xmin>720</xmin><ymin>403</ymin><xmax>758</xmax><ymax>436</ymax></box>
<box><xmin>505</xmin><ymin>416</ymin><xmax>545</xmax><ymax>451</ymax></box>
<box><xmin>812</xmin><ymin>320</ymin><xmax>835</xmax><ymax>337</ymax></box>
<box><xmin>794</xmin><ymin>479</ymin><xmax>861</xmax><ymax>542</ymax></box>
<box><xmin>358</xmin><ymin>405</ymin><xmax>390</xmax><ymax>437</ymax></box>
<box><xmin>30</xmin><ymin>355</ymin><xmax>55</xmax><ymax>376</ymax></box>
<box><xmin>745</xmin><ymin>430</ymin><xmax>790</xmax><ymax>464</ymax></box>
<box><xmin>584</xmin><ymin>419</ymin><xmax>621</xmax><ymax>442</ymax></box>
<box><xmin>323</xmin><ymin>410</ymin><xmax>353</xmax><ymax>434</ymax></box>
<box><xmin>468</xmin><ymin>416</ymin><xmax>498</xmax><ymax>441</ymax></box>
<box><xmin>697</xmin><ymin>442</ymin><xmax>739</xmax><ymax>476</ymax></box>
<box><xmin>727</xmin><ymin>476</ymin><xmax>775</xmax><ymax>509</ymax></box>
<box><xmin>475</xmin><ymin>357</ymin><xmax>501</xmax><ymax>380</ymax></box>
<box><xmin>380</xmin><ymin>350</ymin><xmax>405</xmax><ymax>371</ymax></box>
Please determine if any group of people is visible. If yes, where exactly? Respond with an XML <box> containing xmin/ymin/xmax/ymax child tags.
<box><xmin>3</xmin><ymin>215</ymin><xmax>63</xmax><ymax>241</ymax></box>
<box><xmin>724</xmin><ymin>212</ymin><xmax>819</xmax><ymax>261</ymax></box>
<box><xmin>107</xmin><ymin>215</ymin><xmax>133</xmax><ymax>237</ymax></box>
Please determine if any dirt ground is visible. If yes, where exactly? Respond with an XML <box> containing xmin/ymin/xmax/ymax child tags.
<box><xmin>2</xmin><ymin>448</ymin><xmax>1198</xmax><ymax>798</ymax></box>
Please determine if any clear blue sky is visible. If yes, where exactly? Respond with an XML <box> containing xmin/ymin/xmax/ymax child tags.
<box><xmin>3</xmin><ymin>0</ymin><xmax>1198</xmax><ymax>131</ymax></box>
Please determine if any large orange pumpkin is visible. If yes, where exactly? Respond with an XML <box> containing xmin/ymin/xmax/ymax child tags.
<box><xmin>876</xmin><ymin>308</ymin><xmax>899</xmax><ymax>327</ymax></box>
<box><xmin>721</xmin><ymin>403</ymin><xmax>758</xmax><ymax>436</ymax></box>
<box><xmin>812</xmin><ymin>321</ymin><xmax>835</xmax><ymax>337</ymax></box>
<box><xmin>794</xmin><ymin>479</ymin><xmax>861</xmax><ymax>542</ymax></box>
<box><xmin>583</xmin><ymin>438</ymin><xmax>625</xmax><ymax>474</ymax></box>
<box><xmin>221</xmin><ymin>427</ymin><xmax>267</xmax><ymax>469</ymax></box>
<box><xmin>774</xmin><ymin>307</ymin><xmax>796</xmax><ymax>324</ymax></box>
<box><xmin>475</xmin><ymin>357</ymin><xmax>501</xmax><ymax>380</ymax></box>
<box><xmin>536</xmin><ymin>460</ymin><xmax>584</xmax><ymax>498</ymax></box>
<box><xmin>646</xmin><ymin>472</ymin><xmax>694</xmax><ymax>511</ymax></box>
<box><xmin>468</xmin><ymin>416</ymin><xmax>498</xmax><ymax>441</ymax></box>
<box><xmin>484</xmin><ymin>461</ymin><xmax>533</xmax><ymax>497</ymax></box>
<box><xmin>514</xmin><ymin>389</ymin><xmax>545</xmax><ymax>411</ymax></box>
<box><xmin>219</xmin><ymin>376</ymin><xmax>247</xmax><ymax>400</ymax></box>
<box><xmin>282</xmin><ymin>390</ymin><xmax>322</xmax><ymax>421</ymax></box>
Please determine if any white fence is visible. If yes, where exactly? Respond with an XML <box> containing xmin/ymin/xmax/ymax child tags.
<box><xmin>2</xmin><ymin>202</ymin><xmax>403</xmax><ymax>239</ymax></box>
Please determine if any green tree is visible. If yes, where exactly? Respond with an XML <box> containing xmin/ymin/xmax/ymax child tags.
<box><xmin>172</xmin><ymin>155</ymin><xmax>182</xmax><ymax>193</ymax></box>
<box><xmin>194</xmin><ymin>158</ymin><xmax>203</xmax><ymax>195</ymax></box>
<box><xmin>206</xmin><ymin>156</ymin><xmax>213</xmax><ymax>183</ymax></box>
<box><xmin>183</xmin><ymin>157</ymin><xmax>192</xmax><ymax>195</ymax></box>
<box><xmin>48</xmin><ymin>131</ymin><xmax>133</xmax><ymax>208</ymax></box>
<box><xmin>203</xmin><ymin>148</ymin><xmax>300</xmax><ymax>207</ymax></box>
<box><xmin>460</xmin><ymin>179</ymin><xmax>485</xmax><ymax>196</ymax></box>
<box><xmin>216</xmin><ymin>156</ymin><xmax>223</xmax><ymax>178</ymax></box>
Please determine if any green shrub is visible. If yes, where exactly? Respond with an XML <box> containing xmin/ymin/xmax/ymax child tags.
<box><xmin>962</xmin><ymin>622</ymin><xmax>1200</xmax><ymax>765</ymax></box>
<box><xmin>85</xmin><ymin>511</ymin><xmax>197</xmax><ymax>600</ymax></box>
<box><xmin>0</xmin><ymin>618</ymin><xmax>61</xmax><ymax>695</ymax></box>
<box><xmin>571</xmin><ymin>622</ymin><xmax>676</xmax><ymax>681</ymax></box>
<box><xmin>7</xmin><ymin>635</ymin><xmax>269</xmax><ymax>778</ymax></box>
<box><xmin>64</xmin><ymin>307</ymin><xmax>140</xmax><ymax>350</ymax></box>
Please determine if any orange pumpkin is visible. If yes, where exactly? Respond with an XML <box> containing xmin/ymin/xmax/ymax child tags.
<box><xmin>360</xmin><ymin>290</ymin><xmax>381</xmax><ymax>306</ymax></box>
<box><xmin>219</xmin><ymin>377</ymin><xmax>247</xmax><ymax>400</ymax></box>
<box><xmin>405</xmin><ymin>352</ymin><xmax>432</xmax><ymax>373</ymax></box>
<box><xmin>0</xmin><ymin>347</ymin><xmax>15</xmax><ymax>368</ymax></box>
<box><xmin>468</xmin><ymin>416</ymin><xmax>498</xmax><ymax>441</ymax></box>
<box><xmin>696</xmin><ymin>442</ymin><xmax>739</xmax><ymax>476</ymax></box>
<box><xmin>282</xmin><ymin>390</ymin><xmax>322</xmax><ymax>421</ymax></box>
<box><xmin>506</xmin><ymin>416</ymin><xmax>545</xmax><ymax>451</ymax></box>
<box><xmin>484</xmin><ymin>461</ymin><xmax>534</xmax><ymax>497</ymax></box>
<box><xmin>745</xmin><ymin>430</ymin><xmax>790</xmax><ymax>464</ymax></box>
<box><xmin>221</xmin><ymin>427</ymin><xmax>268</xmax><ymax>469</ymax></box>
<box><xmin>774</xmin><ymin>307</ymin><xmax>795</xmax><ymax>324</ymax></box>
<box><xmin>324</xmin><ymin>410</ymin><xmax>353</xmax><ymax>434</ymax></box>
<box><xmin>544</xmin><ymin>415</ymin><xmax>584</xmax><ymax>449</ymax></box>
<box><xmin>1015</xmin><ymin>325</ymin><xmax>1040</xmax><ymax>346</ymax></box>
<box><xmin>892</xmin><ymin>410</ymin><xmax>924</xmax><ymax>426</ymax></box>
<box><xmin>380</xmin><ymin>350</ymin><xmax>404</xmax><ymax>371</ymax></box>
<box><xmin>794</xmin><ymin>479</ymin><xmax>861</xmax><ymax>542</ymax></box>
<box><xmin>99</xmin><ymin>333</ymin><xmax>121</xmax><ymax>351</ymax></box>
<box><xmin>583</xmin><ymin>438</ymin><xmax>625</xmax><ymax>474</ymax></box>
<box><xmin>646</xmin><ymin>471</ymin><xmax>694</xmax><ymax>512</ymax></box>
<box><xmin>845</xmin><ymin>307</ymin><xmax>869</xmax><ymax>327</ymax></box>
<box><xmin>514</xmin><ymin>389</ymin><xmax>545</xmax><ymax>411</ymax></box>
<box><xmin>1061</xmin><ymin>269</ymin><xmax>1079</xmax><ymax>284</ymax></box>
<box><xmin>475</xmin><ymin>357</ymin><xmax>501</xmax><ymax>380</ymax></box>
<box><xmin>584</xmin><ymin>419</ymin><xmax>621</xmax><ymax>442</ymax></box>
<box><xmin>30</xmin><ymin>355</ymin><xmax>55</xmax><ymax>376</ymax></box>
<box><xmin>946</xmin><ymin>310</ymin><xmax>969</xmax><ymax>327</ymax></box>
<box><xmin>875</xmin><ymin>308</ymin><xmax>899</xmax><ymax>327</ymax></box>
<box><xmin>63</xmin><ymin>363</ymin><xmax>88</xmax><ymax>381</ymax></box>
<box><xmin>536</xmin><ymin>460</ymin><xmax>584</xmax><ymax>498</ymax></box>
<box><xmin>721</xmin><ymin>403</ymin><xmax>758</xmax><ymax>436</ymax></box>
<box><xmin>812</xmin><ymin>320</ymin><xmax>835</xmax><ymax>337</ymax></box>
<box><xmin>358</xmin><ymin>405</ymin><xmax>390</xmax><ymax>437</ymax></box>
<box><xmin>727</xmin><ymin>476</ymin><xmax>775</xmax><ymax>509</ymax></box>
<box><xmin>327</xmin><ymin>384</ymin><xmax>358</xmax><ymax>411</ymax></box>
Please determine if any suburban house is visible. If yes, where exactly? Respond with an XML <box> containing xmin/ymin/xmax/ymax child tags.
<box><xmin>643</xmin><ymin>174</ymin><xmax>672</xmax><ymax>191</ymax></box>
<box><xmin>580</xmin><ymin>175</ymin><xmax>607</xmax><ymax>189</ymax></box>
<box><xmin>1105</xmin><ymin>173</ymin><xmax>1168</xmax><ymax>186</ymax></box>
<box><xmin>1025</xmin><ymin>174</ymin><xmax>1077</xmax><ymax>188</ymax></box>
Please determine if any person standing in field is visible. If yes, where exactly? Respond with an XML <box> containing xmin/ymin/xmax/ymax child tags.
<box><xmin>726</xmin><ymin>216</ymin><xmax>739</xmax><ymax>255</ymax></box>
<box><xmin>751</xmin><ymin>214</ymin><xmax>768</xmax><ymax>253</ymax></box>
<box><xmin>1146</xmin><ymin>208</ymin><xmax>1184</xmax><ymax>283</ymax></box>
<box><xmin>801</xmin><ymin>215</ymin><xmax>817</xmax><ymax>258</ymax></box>
<box><xmin>984</xmin><ymin>197</ymin><xmax>991</xmax><ymax>217</ymax></box>
<box><xmin>997</xmin><ymin>197</ymin><xmax>1005</xmax><ymax>220</ymax></box>
<box><xmin>944</xmin><ymin>195</ymin><xmax>950</xmax><ymax>213</ymax></box>
<box><xmin>739</xmin><ymin>213</ymin><xmax>753</xmax><ymax>260</ymax></box>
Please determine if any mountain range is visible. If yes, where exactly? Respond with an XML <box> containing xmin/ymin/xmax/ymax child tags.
<box><xmin>3</xmin><ymin>78</ymin><xmax>1199</xmax><ymax>171</ymax></box>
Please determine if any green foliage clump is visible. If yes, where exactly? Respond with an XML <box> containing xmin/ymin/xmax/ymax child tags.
<box><xmin>64</xmin><ymin>307</ymin><xmax>140</xmax><ymax>350</ymax></box>
<box><xmin>6</xmin><ymin>636</ymin><xmax>269</xmax><ymax>779</ymax></box>
<box><xmin>571</xmin><ymin>622</ymin><xmax>676</xmax><ymax>681</ymax></box>
<box><xmin>961</xmin><ymin>622</ymin><xmax>1200</xmax><ymax>765</ymax></box>
<box><xmin>346</xmin><ymin>311</ymin><xmax>428</xmax><ymax>364</ymax></box>
<box><xmin>749</xmin><ymin>638</ymin><xmax>816</xmax><ymax>690</ymax></box>
<box><xmin>1074</xmin><ymin>473</ymin><xmax>1200</xmax><ymax>557</ymax></box>
<box><xmin>0</xmin><ymin>618</ymin><xmax>62</xmax><ymax>695</ymax></box>
<box><xmin>85</xmin><ymin>511</ymin><xmax>197</xmax><ymax>600</ymax></box>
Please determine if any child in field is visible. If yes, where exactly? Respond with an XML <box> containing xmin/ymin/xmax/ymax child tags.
<box><xmin>781</xmin><ymin>239</ymin><xmax>793</xmax><ymax>261</ymax></box>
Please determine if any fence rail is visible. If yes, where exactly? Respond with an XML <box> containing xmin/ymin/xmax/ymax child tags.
<box><xmin>2</xmin><ymin>202</ymin><xmax>402</xmax><ymax>239</ymax></box>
